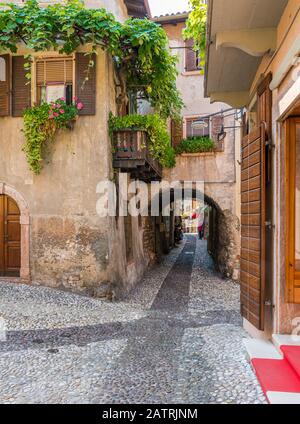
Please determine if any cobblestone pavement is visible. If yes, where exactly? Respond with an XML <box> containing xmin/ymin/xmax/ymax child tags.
<box><xmin>0</xmin><ymin>236</ymin><xmax>266</xmax><ymax>404</ymax></box>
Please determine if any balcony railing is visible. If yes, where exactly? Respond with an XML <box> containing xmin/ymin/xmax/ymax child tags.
<box><xmin>112</xmin><ymin>129</ymin><xmax>162</xmax><ymax>182</ymax></box>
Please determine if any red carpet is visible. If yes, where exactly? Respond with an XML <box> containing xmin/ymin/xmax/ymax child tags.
<box><xmin>281</xmin><ymin>346</ymin><xmax>300</xmax><ymax>378</ymax></box>
<box><xmin>252</xmin><ymin>357</ymin><xmax>300</xmax><ymax>396</ymax></box>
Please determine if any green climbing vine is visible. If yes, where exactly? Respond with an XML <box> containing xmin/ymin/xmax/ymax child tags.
<box><xmin>109</xmin><ymin>113</ymin><xmax>176</xmax><ymax>168</ymax></box>
<box><xmin>0</xmin><ymin>0</ymin><xmax>183</xmax><ymax>118</ymax></box>
<box><xmin>183</xmin><ymin>0</ymin><xmax>207</xmax><ymax>72</ymax></box>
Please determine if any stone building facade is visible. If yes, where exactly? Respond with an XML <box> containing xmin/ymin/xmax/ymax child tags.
<box><xmin>154</xmin><ymin>13</ymin><xmax>242</xmax><ymax>279</ymax></box>
<box><xmin>0</xmin><ymin>0</ymin><xmax>156</xmax><ymax>298</ymax></box>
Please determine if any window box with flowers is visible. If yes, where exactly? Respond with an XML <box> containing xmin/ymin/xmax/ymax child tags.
<box><xmin>23</xmin><ymin>98</ymin><xmax>84</xmax><ymax>175</ymax></box>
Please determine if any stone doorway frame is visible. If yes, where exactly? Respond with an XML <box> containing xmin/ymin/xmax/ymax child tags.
<box><xmin>0</xmin><ymin>182</ymin><xmax>30</xmax><ymax>280</ymax></box>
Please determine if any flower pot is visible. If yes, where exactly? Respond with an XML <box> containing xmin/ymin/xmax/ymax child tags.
<box><xmin>66</xmin><ymin>120</ymin><xmax>76</xmax><ymax>130</ymax></box>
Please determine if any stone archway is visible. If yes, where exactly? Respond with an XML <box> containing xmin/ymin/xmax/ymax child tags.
<box><xmin>150</xmin><ymin>185</ymin><xmax>240</xmax><ymax>279</ymax></box>
<box><xmin>0</xmin><ymin>183</ymin><xmax>30</xmax><ymax>280</ymax></box>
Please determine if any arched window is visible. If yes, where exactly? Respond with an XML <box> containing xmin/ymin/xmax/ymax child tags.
<box><xmin>0</xmin><ymin>57</ymin><xmax>6</xmax><ymax>82</ymax></box>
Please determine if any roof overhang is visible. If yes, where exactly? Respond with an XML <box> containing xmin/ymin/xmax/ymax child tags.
<box><xmin>205</xmin><ymin>0</ymin><xmax>289</xmax><ymax>107</ymax></box>
<box><xmin>124</xmin><ymin>0</ymin><xmax>151</xmax><ymax>18</ymax></box>
<box><xmin>153</xmin><ymin>12</ymin><xmax>189</xmax><ymax>25</ymax></box>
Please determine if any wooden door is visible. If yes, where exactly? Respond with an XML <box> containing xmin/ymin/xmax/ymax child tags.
<box><xmin>257</xmin><ymin>73</ymin><xmax>274</xmax><ymax>333</ymax></box>
<box><xmin>240</xmin><ymin>126</ymin><xmax>266</xmax><ymax>330</ymax></box>
<box><xmin>0</xmin><ymin>195</ymin><xmax>21</xmax><ymax>277</ymax></box>
<box><xmin>286</xmin><ymin>118</ymin><xmax>300</xmax><ymax>303</ymax></box>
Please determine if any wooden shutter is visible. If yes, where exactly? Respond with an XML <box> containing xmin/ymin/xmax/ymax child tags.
<box><xmin>12</xmin><ymin>56</ymin><xmax>31</xmax><ymax>117</ymax></box>
<box><xmin>257</xmin><ymin>74</ymin><xmax>272</xmax><ymax>138</ymax></box>
<box><xmin>257</xmin><ymin>73</ymin><xmax>273</xmax><ymax>331</ymax></box>
<box><xmin>0</xmin><ymin>54</ymin><xmax>10</xmax><ymax>117</ymax></box>
<box><xmin>36</xmin><ymin>58</ymin><xmax>73</xmax><ymax>85</ymax></box>
<box><xmin>171</xmin><ymin>119</ymin><xmax>183</xmax><ymax>148</ymax></box>
<box><xmin>76</xmin><ymin>53</ymin><xmax>96</xmax><ymax>116</ymax></box>
<box><xmin>186</xmin><ymin>119</ymin><xmax>193</xmax><ymax>137</ymax></box>
<box><xmin>185</xmin><ymin>40</ymin><xmax>197</xmax><ymax>72</ymax></box>
<box><xmin>240</xmin><ymin>125</ymin><xmax>266</xmax><ymax>330</ymax></box>
<box><xmin>211</xmin><ymin>115</ymin><xmax>224</xmax><ymax>151</ymax></box>
<box><xmin>241</xmin><ymin>73</ymin><xmax>273</xmax><ymax>331</ymax></box>
<box><xmin>211</xmin><ymin>115</ymin><xmax>223</xmax><ymax>141</ymax></box>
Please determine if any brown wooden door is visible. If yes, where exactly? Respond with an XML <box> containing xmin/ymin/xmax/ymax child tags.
<box><xmin>0</xmin><ymin>195</ymin><xmax>21</xmax><ymax>277</ymax></box>
<box><xmin>257</xmin><ymin>73</ymin><xmax>274</xmax><ymax>333</ymax></box>
<box><xmin>240</xmin><ymin>126</ymin><xmax>266</xmax><ymax>330</ymax></box>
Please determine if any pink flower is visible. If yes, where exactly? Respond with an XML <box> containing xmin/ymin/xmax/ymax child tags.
<box><xmin>59</xmin><ymin>109</ymin><xmax>64</xmax><ymax>114</ymax></box>
<box><xmin>60</xmin><ymin>97</ymin><xmax>66</xmax><ymax>101</ymax></box>
<box><xmin>49</xmin><ymin>115</ymin><xmax>54</xmax><ymax>119</ymax></box>
<box><xmin>77</xmin><ymin>102</ymin><xmax>84</xmax><ymax>111</ymax></box>
<box><xmin>54</xmin><ymin>112</ymin><xmax>59</xmax><ymax>117</ymax></box>
<box><xmin>56</xmin><ymin>104</ymin><xmax>61</xmax><ymax>108</ymax></box>
<box><xmin>73</xmin><ymin>96</ymin><xmax>78</xmax><ymax>101</ymax></box>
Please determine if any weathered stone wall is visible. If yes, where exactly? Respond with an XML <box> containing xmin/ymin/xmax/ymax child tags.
<box><xmin>217</xmin><ymin>210</ymin><xmax>241</xmax><ymax>280</ymax></box>
<box><xmin>142</xmin><ymin>216</ymin><xmax>156</xmax><ymax>263</ymax></box>
<box><xmin>31</xmin><ymin>215</ymin><xmax>109</xmax><ymax>293</ymax></box>
<box><xmin>107</xmin><ymin>214</ymin><xmax>153</xmax><ymax>299</ymax></box>
<box><xmin>163</xmin><ymin>115</ymin><xmax>241</xmax><ymax>280</ymax></box>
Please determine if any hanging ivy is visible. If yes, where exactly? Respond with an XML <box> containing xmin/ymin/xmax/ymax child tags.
<box><xmin>0</xmin><ymin>0</ymin><xmax>183</xmax><ymax>119</ymax></box>
<box><xmin>22</xmin><ymin>98</ymin><xmax>82</xmax><ymax>174</ymax></box>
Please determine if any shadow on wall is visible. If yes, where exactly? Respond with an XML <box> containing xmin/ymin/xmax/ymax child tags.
<box><xmin>209</xmin><ymin>207</ymin><xmax>240</xmax><ymax>281</ymax></box>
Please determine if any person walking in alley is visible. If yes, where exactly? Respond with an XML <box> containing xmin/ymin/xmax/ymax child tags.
<box><xmin>198</xmin><ymin>222</ymin><xmax>204</xmax><ymax>240</ymax></box>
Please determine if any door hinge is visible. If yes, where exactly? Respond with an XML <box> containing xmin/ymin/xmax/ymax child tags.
<box><xmin>265</xmin><ymin>140</ymin><xmax>275</xmax><ymax>149</ymax></box>
<box><xmin>265</xmin><ymin>221</ymin><xmax>275</xmax><ymax>230</ymax></box>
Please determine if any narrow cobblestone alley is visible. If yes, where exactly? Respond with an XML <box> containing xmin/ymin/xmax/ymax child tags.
<box><xmin>0</xmin><ymin>236</ymin><xmax>266</xmax><ymax>404</ymax></box>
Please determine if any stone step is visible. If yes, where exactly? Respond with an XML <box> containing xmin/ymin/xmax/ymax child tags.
<box><xmin>266</xmin><ymin>391</ymin><xmax>300</xmax><ymax>404</ymax></box>
<box><xmin>272</xmin><ymin>334</ymin><xmax>300</xmax><ymax>353</ymax></box>
<box><xmin>243</xmin><ymin>338</ymin><xmax>282</xmax><ymax>360</ymax></box>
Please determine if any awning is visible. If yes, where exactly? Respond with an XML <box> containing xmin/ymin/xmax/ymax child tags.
<box><xmin>205</xmin><ymin>0</ymin><xmax>289</xmax><ymax>107</ymax></box>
